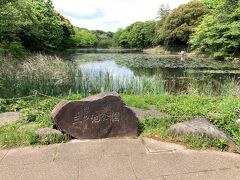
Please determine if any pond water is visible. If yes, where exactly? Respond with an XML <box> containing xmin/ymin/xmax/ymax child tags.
<box><xmin>69</xmin><ymin>50</ymin><xmax>240</xmax><ymax>95</ymax></box>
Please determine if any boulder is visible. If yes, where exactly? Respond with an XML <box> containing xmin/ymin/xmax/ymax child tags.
<box><xmin>51</xmin><ymin>92</ymin><xmax>139</xmax><ymax>139</ymax></box>
<box><xmin>0</xmin><ymin>112</ymin><xmax>20</xmax><ymax>126</ymax></box>
<box><xmin>129</xmin><ymin>107</ymin><xmax>170</xmax><ymax>122</ymax></box>
<box><xmin>35</xmin><ymin>128</ymin><xmax>63</xmax><ymax>138</ymax></box>
<box><xmin>198</xmin><ymin>54</ymin><xmax>209</xmax><ymax>58</ymax></box>
<box><xmin>167</xmin><ymin>118</ymin><xmax>232</xmax><ymax>143</ymax></box>
<box><xmin>236</xmin><ymin>119</ymin><xmax>240</xmax><ymax>125</ymax></box>
<box><xmin>232</xmin><ymin>58</ymin><xmax>240</xmax><ymax>65</ymax></box>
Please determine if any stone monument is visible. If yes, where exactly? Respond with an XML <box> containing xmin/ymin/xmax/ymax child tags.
<box><xmin>51</xmin><ymin>92</ymin><xmax>139</xmax><ymax>139</ymax></box>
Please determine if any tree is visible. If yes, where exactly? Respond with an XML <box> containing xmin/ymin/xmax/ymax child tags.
<box><xmin>73</xmin><ymin>28</ymin><xmax>98</xmax><ymax>48</ymax></box>
<box><xmin>128</xmin><ymin>21</ymin><xmax>156</xmax><ymax>48</ymax></box>
<box><xmin>114</xmin><ymin>21</ymin><xmax>157</xmax><ymax>49</ymax></box>
<box><xmin>0</xmin><ymin>0</ymin><xmax>75</xmax><ymax>56</ymax></box>
<box><xmin>156</xmin><ymin>4</ymin><xmax>171</xmax><ymax>20</ymax></box>
<box><xmin>92</xmin><ymin>30</ymin><xmax>114</xmax><ymax>48</ymax></box>
<box><xmin>160</xmin><ymin>1</ymin><xmax>207</xmax><ymax>47</ymax></box>
<box><xmin>114</xmin><ymin>29</ymin><xmax>131</xmax><ymax>48</ymax></box>
<box><xmin>190</xmin><ymin>0</ymin><xmax>240</xmax><ymax>59</ymax></box>
<box><xmin>19</xmin><ymin>0</ymin><xmax>74</xmax><ymax>51</ymax></box>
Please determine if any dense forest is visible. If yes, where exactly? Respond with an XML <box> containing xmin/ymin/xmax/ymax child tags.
<box><xmin>114</xmin><ymin>0</ymin><xmax>240</xmax><ymax>60</ymax></box>
<box><xmin>0</xmin><ymin>0</ymin><xmax>239</xmax><ymax>60</ymax></box>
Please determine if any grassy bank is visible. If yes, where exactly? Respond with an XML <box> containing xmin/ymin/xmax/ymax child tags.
<box><xmin>1</xmin><ymin>54</ymin><xmax>240</xmax><ymax>98</ymax></box>
<box><xmin>0</xmin><ymin>93</ymin><xmax>240</xmax><ymax>152</ymax></box>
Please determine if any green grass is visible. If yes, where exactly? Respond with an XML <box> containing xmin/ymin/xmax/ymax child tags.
<box><xmin>2</xmin><ymin>53</ymin><xmax>240</xmax><ymax>98</ymax></box>
<box><xmin>0</xmin><ymin>93</ymin><xmax>240</xmax><ymax>152</ymax></box>
<box><xmin>0</xmin><ymin>94</ymin><xmax>83</xmax><ymax>148</ymax></box>
<box><xmin>123</xmin><ymin>94</ymin><xmax>240</xmax><ymax>151</ymax></box>
<box><xmin>0</xmin><ymin>53</ymin><xmax>240</xmax><ymax>150</ymax></box>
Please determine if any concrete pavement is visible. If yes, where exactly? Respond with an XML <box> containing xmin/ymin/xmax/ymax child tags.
<box><xmin>0</xmin><ymin>138</ymin><xmax>240</xmax><ymax>180</ymax></box>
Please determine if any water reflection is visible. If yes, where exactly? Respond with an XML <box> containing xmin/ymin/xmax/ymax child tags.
<box><xmin>75</xmin><ymin>53</ymin><xmax>240</xmax><ymax>95</ymax></box>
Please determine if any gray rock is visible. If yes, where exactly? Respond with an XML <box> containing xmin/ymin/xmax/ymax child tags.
<box><xmin>236</xmin><ymin>119</ymin><xmax>240</xmax><ymax>125</ymax></box>
<box><xmin>35</xmin><ymin>128</ymin><xmax>63</xmax><ymax>138</ymax></box>
<box><xmin>51</xmin><ymin>92</ymin><xmax>139</xmax><ymax>139</ymax></box>
<box><xmin>232</xmin><ymin>58</ymin><xmax>240</xmax><ymax>65</ymax></box>
<box><xmin>198</xmin><ymin>54</ymin><xmax>209</xmax><ymax>58</ymax></box>
<box><xmin>167</xmin><ymin>118</ymin><xmax>233</xmax><ymax>143</ymax></box>
<box><xmin>129</xmin><ymin>107</ymin><xmax>170</xmax><ymax>122</ymax></box>
<box><xmin>0</xmin><ymin>112</ymin><xmax>20</xmax><ymax>126</ymax></box>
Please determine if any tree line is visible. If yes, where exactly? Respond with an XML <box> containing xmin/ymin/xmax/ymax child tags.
<box><xmin>114</xmin><ymin>0</ymin><xmax>240</xmax><ymax>60</ymax></box>
<box><xmin>0</xmin><ymin>0</ymin><xmax>239</xmax><ymax>60</ymax></box>
<box><xmin>0</xmin><ymin>0</ymin><xmax>113</xmax><ymax>58</ymax></box>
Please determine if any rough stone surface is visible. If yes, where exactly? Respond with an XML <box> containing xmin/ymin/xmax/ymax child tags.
<box><xmin>130</xmin><ymin>107</ymin><xmax>170</xmax><ymax>122</ymax></box>
<box><xmin>1</xmin><ymin>138</ymin><xmax>240</xmax><ymax>180</ymax></box>
<box><xmin>0</xmin><ymin>112</ymin><xmax>20</xmax><ymax>126</ymax></box>
<box><xmin>51</xmin><ymin>92</ymin><xmax>139</xmax><ymax>139</ymax></box>
<box><xmin>236</xmin><ymin>119</ymin><xmax>240</xmax><ymax>125</ymax></box>
<box><xmin>232</xmin><ymin>58</ymin><xmax>240</xmax><ymax>65</ymax></box>
<box><xmin>35</xmin><ymin>128</ymin><xmax>63</xmax><ymax>138</ymax></box>
<box><xmin>167</xmin><ymin>118</ymin><xmax>233</xmax><ymax>143</ymax></box>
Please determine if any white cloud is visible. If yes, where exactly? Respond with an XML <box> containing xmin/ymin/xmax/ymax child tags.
<box><xmin>53</xmin><ymin>0</ymin><xmax>191</xmax><ymax>32</ymax></box>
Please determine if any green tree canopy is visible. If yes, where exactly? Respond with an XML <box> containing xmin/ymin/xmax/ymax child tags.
<box><xmin>190</xmin><ymin>0</ymin><xmax>240</xmax><ymax>59</ymax></box>
<box><xmin>114</xmin><ymin>21</ymin><xmax>157</xmax><ymax>49</ymax></box>
<box><xmin>73</xmin><ymin>28</ymin><xmax>98</xmax><ymax>48</ymax></box>
<box><xmin>156</xmin><ymin>4</ymin><xmax>171</xmax><ymax>20</ymax></box>
<box><xmin>0</xmin><ymin>0</ymin><xmax>74</xmax><ymax>56</ymax></box>
<box><xmin>160</xmin><ymin>0</ymin><xmax>207</xmax><ymax>47</ymax></box>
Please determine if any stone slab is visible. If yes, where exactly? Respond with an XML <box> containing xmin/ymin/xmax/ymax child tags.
<box><xmin>20</xmin><ymin>161</ymin><xmax>78</xmax><ymax>180</ymax></box>
<box><xmin>0</xmin><ymin>138</ymin><xmax>240</xmax><ymax>180</ymax></box>
<box><xmin>130</xmin><ymin>107</ymin><xmax>170</xmax><ymax>122</ymax></box>
<box><xmin>165</xmin><ymin>168</ymin><xmax>240</xmax><ymax>180</ymax></box>
<box><xmin>1</xmin><ymin>145</ymin><xmax>58</xmax><ymax>166</ymax></box>
<box><xmin>142</xmin><ymin>138</ymin><xmax>186</xmax><ymax>153</ymax></box>
<box><xmin>78</xmin><ymin>155</ymin><xmax>136</xmax><ymax>180</ymax></box>
<box><xmin>167</xmin><ymin>118</ymin><xmax>232</xmax><ymax>143</ymax></box>
<box><xmin>0</xmin><ymin>165</ymin><xmax>24</xmax><ymax>180</ymax></box>
<box><xmin>0</xmin><ymin>112</ymin><xmax>20</xmax><ymax>126</ymax></box>
<box><xmin>130</xmin><ymin>150</ymin><xmax>238</xmax><ymax>179</ymax></box>
<box><xmin>0</xmin><ymin>150</ymin><xmax>8</xmax><ymax>163</ymax></box>
<box><xmin>55</xmin><ymin>138</ymin><xmax>145</xmax><ymax>162</ymax></box>
<box><xmin>35</xmin><ymin>128</ymin><xmax>63</xmax><ymax>137</ymax></box>
<box><xmin>51</xmin><ymin>92</ymin><xmax>139</xmax><ymax>139</ymax></box>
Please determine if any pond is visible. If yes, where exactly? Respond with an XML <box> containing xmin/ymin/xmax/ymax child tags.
<box><xmin>69</xmin><ymin>49</ymin><xmax>240</xmax><ymax>95</ymax></box>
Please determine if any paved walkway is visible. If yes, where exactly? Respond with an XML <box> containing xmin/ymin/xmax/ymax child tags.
<box><xmin>0</xmin><ymin>138</ymin><xmax>240</xmax><ymax>180</ymax></box>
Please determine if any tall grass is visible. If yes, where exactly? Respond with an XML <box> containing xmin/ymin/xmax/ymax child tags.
<box><xmin>0</xmin><ymin>54</ymin><xmax>77</xmax><ymax>98</ymax></box>
<box><xmin>1</xmin><ymin>54</ymin><xmax>240</xmax><ymax>98</ymax></box>
<box><xmin>0</xmin><ymin>54</ymin><xmax>166</xmax><ymax>98</ymax></box>
<box><xmin>186</xmin><ymin>76</ymin><xmax>240</xmax><ymax>96</ymax></box>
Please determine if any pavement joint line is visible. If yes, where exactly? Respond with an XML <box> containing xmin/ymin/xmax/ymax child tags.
<box><xmin>17</xmin><ymin>165</ymin><xmax>25</xmax><ymax>180</ymax></box>
<box><xmin>159</xmin><ymin>167</ymin><xmax>238</xmax><ymax>179</ymax></box>
<box><xmin>144</xmin><ymin>143</ymin><xmax>176</xmax><ymax>154</ymax></box>
<box><xmin>128</xmin><ymin>155</ymin><xmax>137</xmax><ymax>179</ymax></box>
<box><xmin>77</xmin><ymin>159</ymin><xmax>80</xmax><ymax>180</ymax></box>
<box><xmin>52</xmin><ymin>144</ymin><xmax>59</xmax><ymax>162</ymax></box>
<box><xmin>133</xmin><ymin>167</ymin><xmax>238</xmax><ymax>180</ymax></box>
<box><xmin>0</xmin><ymin>150</ymin><xmax>9</xmax><ymax>164</ymax></box>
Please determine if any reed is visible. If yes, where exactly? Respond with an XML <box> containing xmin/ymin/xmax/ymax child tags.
<box><xmin>1</xmin><ymin>54</ymin><xmax>240</xmax><ymax>98</ymax></box>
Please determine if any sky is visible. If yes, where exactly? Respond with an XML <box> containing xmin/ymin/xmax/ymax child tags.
<box><xmin>53</xmin><ymin>0</ymin><xmax>191</xmax><ymax>32</ymax></box>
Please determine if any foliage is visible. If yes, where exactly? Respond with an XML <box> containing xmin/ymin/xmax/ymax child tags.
<box><xmin>190</xmin><ymin>0</ymin><xmax>240</xmax><ymax>59</ymax></box>
<box><xmin>0</xmin><ymin>0</ymin><xmax>74</xmax><ymax>57</ymax></box>
<box><xmin>114</xmin><ymin>29</ymin><xmax>131</xmax><ymax>48</ymax></box>
<box><xmin>114</xmin><ymin>21</ymin><xmax>157</xmax><ymax>48</ymax></box>
<box><xmin>93</xmin><ymin>30</ymin><xmax>114</xmax><ymax>48</ymax></box>
<box><xmin>0</xmin><ymin>54</ymin><xmax>77</xmax><ymax>98</ymax></box>
<box><xmin>123</xmin><ymin>94</ymin><xmax>240</xmax><ymax>150</ymax></box>
<box><xmin>73</xmin><ymin>28</ymin><xmax>98</xmax><ymax>48</ymax></box>
<box><xmin>0</xmin><ymin>96</ymin><xmax>70</xmax><ymax>147</ymax></box>
<box><xmin>156</xmin><ymin>3</ymin><xmax>171</xmax><ymax>20</ymax></box>
<box><xmin>158</xmin><ymin>1</ymin><xmax>207</xmax><ymax>47</ymax></box>
<box><xmin>0</xmin><ymin>93</ymin><xmax>239</xmax><ymax>150</ymax></box>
